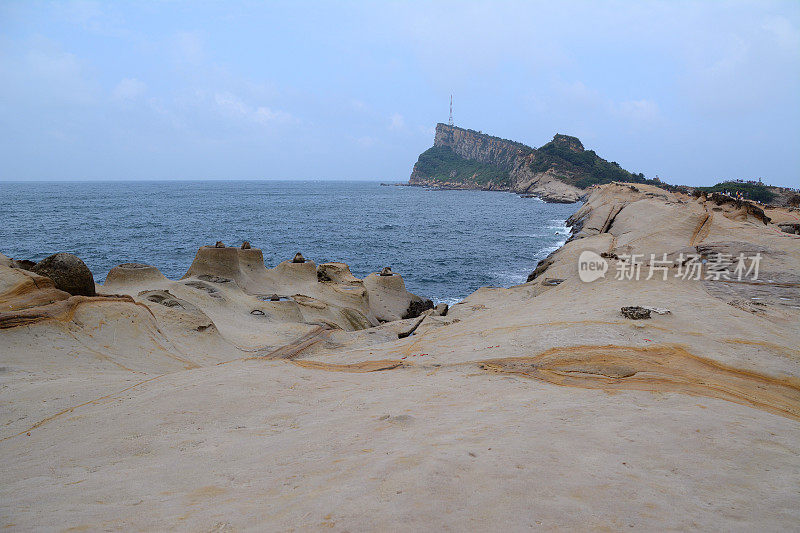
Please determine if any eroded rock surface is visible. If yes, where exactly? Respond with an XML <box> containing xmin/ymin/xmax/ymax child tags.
<box><xmin>2</xmin><ymin>183</ymin><xmax>800</xmax><ymax>531</ymax></box>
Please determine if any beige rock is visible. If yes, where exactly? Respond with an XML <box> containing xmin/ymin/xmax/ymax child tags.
<box><xmin>104</xmin><ymin>262</ymin><xmax>168</xmax><ymax>292</ymax></box>
<box><xmin>363</xmin><ymin>270</ymin><xmax>413</xmax><ymax>322</ymax></box>
<box><xmin>1</xmin><ymin>182</ymin><xmax>799</xmax><ymax>530</ymax></box>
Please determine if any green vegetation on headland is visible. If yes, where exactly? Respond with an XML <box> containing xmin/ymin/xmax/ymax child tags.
<box><xmin>411</xmin><ymin>125</ymin><xmax>667</xmax><ymax>192</ymax></box>
<box><xmin>529</xmin><ymin>134</ymin><xmax>664</xmax><ymax>189</ymax></box>
<box><xmin>410</xmin><ymin>124</ymin><xmax>792</xmax><ymax>204</ymax></box>
<box><xmin>695</xmin><ymin>181</ymin><xmax>776</xmax><ymax>204</ymax></box>
<box><xmin>412</xmin><ymin>146</ymin><xmax>511</xmax><ymax>186</ymax></box>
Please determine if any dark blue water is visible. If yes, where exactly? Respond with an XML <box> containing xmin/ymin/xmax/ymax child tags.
<box><xmin>0</xmin><ymin>181</ymin><xmax>577</xmax><ymax>303</ymax></box>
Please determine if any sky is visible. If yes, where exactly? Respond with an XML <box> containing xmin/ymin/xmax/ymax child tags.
<box><xmin>0</xmin><ymin>1</ymin><xmax>798</xmax><ymax>186</ymax></box>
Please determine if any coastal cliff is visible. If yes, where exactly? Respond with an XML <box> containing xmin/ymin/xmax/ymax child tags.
<box><xmin>409</xmin><ymin>123</ymin><xmax>654</xmax><ymax>202</ymax></box>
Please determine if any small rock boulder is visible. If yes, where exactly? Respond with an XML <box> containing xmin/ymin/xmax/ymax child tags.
<box><xmin>620</xmin><ymin>306</ymin><xmax>651</xmax><ymax>320</ymax></box>
<box><xmin>380</xmin><ymin>266</ymin><xmax>394</xmax><ymax>276</ymax></box>
<box><xmin>402</xmin><ymin>295</ymin><xmax>434</xmax><ymax>319</ymax></box>
<box><xmin>241</xmin><ymin>241</ymin><xmax>251</xmax><ymax>249</ymax></box>
<box><xmin>31</xmin><ymin>253</ymin><xmax>96</xmax><ymax>296</ymax></box>
<box><xmin>292</xmin><ymin>252</ymin><xmax>305</xmax><ymax>263</ymax></box>
<box><xmin>215</xmin><ymin>241</ymin><xmax>225</xmax><ymax>248</ymax></box>
<box><xmin>778</xmin><ymin>222</ymin><xmax>800</xmax><ymax>235</ymax></box>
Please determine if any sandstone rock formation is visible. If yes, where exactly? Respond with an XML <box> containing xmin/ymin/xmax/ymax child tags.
<box><xmin>104</xmin><ymin>262</ymin><xmax>168</xmax><ymax>292</ymax></box>
<box><xmin>2</xmin><ymin>184</ymin><xmax>799</xmax><ymax>530</ymax></box>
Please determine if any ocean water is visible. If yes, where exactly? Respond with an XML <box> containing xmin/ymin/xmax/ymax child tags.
<box><xmin>0</xmin><ymin>181</ymin><xmax>578</xmax><ymax>304</ymax></box>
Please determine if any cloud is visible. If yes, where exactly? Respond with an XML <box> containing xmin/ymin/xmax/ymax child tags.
<box><xmin>556</xmin><ymin>80</ymin><xmax>602</xmax><ymax>109</ymax></box>
<box><xmin>254</xmin><ymin>106</ymin><xmax>293</xmax><ymax>124</ymax></box>
<box><xmin>172</xmin><ymin>31</ymin><xmax>204</xmax><ymax>64</ymax></box>
<box><xmin>615</xmin><ymin>99</ymin><xmax>660</xmax><ymax>123</ymax></box>
<box><xmin>761</xmin><ymin>15</ymin><xmax>800</xmax><ymax>51</ymax></box>
<box><xmin>213</xmin><ymin>92</ymin><xmax>249</xmax><ymax>116</ymax></box>
<box><xmin>418</xmin><ymin>125</ymin><xmax>436</xmax><ymax>137</ymax></box>
<box><xmin>212</xmin><ymin>92</ymin><xmax>294</xmax><ymax>125</ymax></box>
<box><xmin>679</xmin><ymin>12</ymin><xmax>800</xmax><ymax>116</ymax></box>
<box><xmin>350</xmin><ymin>99</ymin><xmax>369</xmax><ymax>111</ymax></box>
<box><xmin>389</xmin><ymin>112</ymin><xmax>405</xmax><ymax>130</ymax></box>
<box><xmin>356</xmin><ymin>136</ymin><xmax>376</xmax><ymax>148</ymax></box>
<box><xmin>0</xmin><ymin>37</ymin><xmax>99</xmax><ymax>106</ymax></box>
<box><xmin>112</xmin><ymin>78</ymin><xmax>147</xmax><ymax>101</ymax></box>
<box><xmin>534</xmin><ymin>77</ymin><xmax>660</xmax><ymax>127</ymax></box>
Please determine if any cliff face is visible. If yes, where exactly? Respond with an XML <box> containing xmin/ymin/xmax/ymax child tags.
<box><xmin>409</xmin><ymin>124</ymin><xmax>645</xmax><ymax>203</ymax></box>
<box><xmin>431</xmin><ymin>123</ymin><xmax>526</xmax><ymax>172</ymax></box>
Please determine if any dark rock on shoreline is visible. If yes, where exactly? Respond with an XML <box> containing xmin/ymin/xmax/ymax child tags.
<box><xmin>31</xmin><ymin>253</ymin><xmax>96</xmax><ymax>296</ymax></box>
<box><xmin>402</xmin><ymin>295</ymin><xmax>434</xmax><ymax>319</ymax></box>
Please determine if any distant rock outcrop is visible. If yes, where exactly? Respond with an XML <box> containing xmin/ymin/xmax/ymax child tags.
<box><xmin>409</xmin><ymin>124</ymin><xmax>657</xmax><ymax>203</ymax></box>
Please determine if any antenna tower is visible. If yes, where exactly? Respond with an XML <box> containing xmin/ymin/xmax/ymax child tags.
<box><xmin>448</xmin><ymin>95</ymin><xmax>454</xmax><ymax>126</ymax></box>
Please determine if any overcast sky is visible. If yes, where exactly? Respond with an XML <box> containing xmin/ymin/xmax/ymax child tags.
<box><xmin>1</xmin><ymin>1</ymin><xmax>798</xmax><ymax>186</ymax></box>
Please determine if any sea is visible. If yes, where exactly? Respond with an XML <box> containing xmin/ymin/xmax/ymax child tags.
<box><xmin>0</xmin><ymin>181</ymin><xmax>578</xmax><ymax>304</ymax></box>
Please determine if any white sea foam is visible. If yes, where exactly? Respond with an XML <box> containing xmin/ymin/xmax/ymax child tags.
<box><xmin>433</xmin><ymin>297</ymin><xmax>463</xmax><ymax>306</ymax></box>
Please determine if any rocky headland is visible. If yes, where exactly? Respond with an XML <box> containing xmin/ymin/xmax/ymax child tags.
<box><xmin>2</xmin><ymin>184</ymin><xmax>800</xmax><ymax>530</ymax></box>
<box><xmin>408</xmin><ymin>123</ymin><xmax>661</xmax><ymax>203</ymax></box>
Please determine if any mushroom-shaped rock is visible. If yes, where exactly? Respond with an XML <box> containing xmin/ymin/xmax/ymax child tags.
<box><xmin>104</xmin><ymin>263</ymin><xmax>168</xmax><ymax>291</ymax></box>
<box><xmin>31</xmin><ymin>252</ymin><xmax>96</xmax><ymax>296</ymax></box>
<box><xmin>182</xmin><ymin>245</ymin><xmax>273</xmax><ymax>293</ymax></box>
<box><xmin>241</xmin><ymin>241</ymin><xmax>251</xmax><ymax>249</ymax></box>
<box><xmin>379</xmin><ymin>266</ymin><xmax>394</xmax><ymax>276</ymax></box>
<box><xmin>215</xmin><ymin>241</ymin><xmax>226</xmax><ymax>248</ymax></box>
<box><xmin>292</xmin><ymin>252</ymin><xmax>306</xmax><ymax>264</ymax></box>
<box><xmin>363</xmin><ymin>271</ymin><xmax>412</xmax><ymax>322</ymax></box>
<box><xmin>317</xmin><ymin>262</ymin><xmax>360</xmax><ymax>284</ymax></box>
<box><xmin>273</xmin><ymin>259</ymin><xmax>318</xmax><ymax>286</ymax></box>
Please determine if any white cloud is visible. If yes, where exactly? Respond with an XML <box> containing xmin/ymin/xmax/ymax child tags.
<box><xmin>4</xmin><ymin>39</ymin><xmax>99</xmax><ymax>105</ymax></box>
<box><xmin>356</xmin><ymin>136</ymin><xmax>376</xmax><ymax>148</ymax></box>
<box><xmin>535</xmin><ymin>77</ymin><xmax>660</xmax><ymax>127</ymax></box>
<box><xmin>212</xmin><ymin>92</ymin><xmax>294</xmax><ymax>125</ymax></box>
<box><xmin>418</xmin><ymin>124</ymin><xmax>436</xmax><ymax>137</ymax></box>
<box><xmin>214</xmin><ymin>92</ymin><xmax>249</xmax><ymax>117</ymax></box>
<box><xmin>112</xmin><ymin>78</ymin><xmax>146</xmax><ymax>101</ymax></box>
<box><xmin>616</xmin><ymin>99</ymin><xmax>660</xmax><ymax>123</ymax></box>
<box><xmin>761</xmin><ymin>15</ymin><xmax>800</xmax><ymax>52</ymax></box>
<box><xmin>254</xmin><ymin>106</ymin><xmax>293</xmax><ymax>124</ymax></box>
<box><xmin>556</xmin><ymin>80</ymin><xmax>602</xmax><ymax>108</ymax></box>
<box><xmin>389</xmin><ymin>112</ymin><xmax>405</xmax><ymax>130</ymax></box>
<box><xmin>173</xmin><ymin>31</ymin><xmax>203</xmax><ymax>64</ymax></box>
